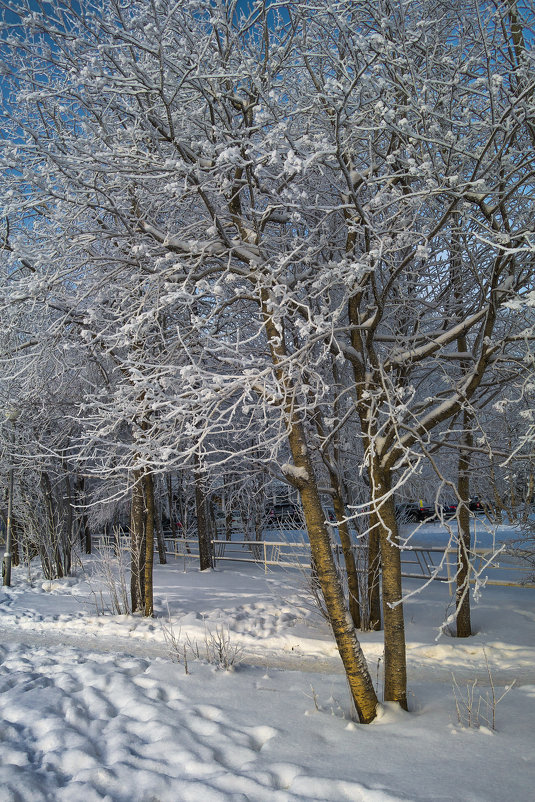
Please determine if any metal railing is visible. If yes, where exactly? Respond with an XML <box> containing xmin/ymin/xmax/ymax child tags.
<box><xmin>90</xmin><ymin>534</ymin><xmax>535</xmax><ymax>590</ymax></box>
<box><xmin>162</xmin><ymin>537</ymin><xmax>535</xmax><ymax>590</ymax></box>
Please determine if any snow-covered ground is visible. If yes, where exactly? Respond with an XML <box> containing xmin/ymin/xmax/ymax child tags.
<box><xmin>1</xmin><ymin>523</ymin><xmax>534</xmax><ymax>802</ymax></box>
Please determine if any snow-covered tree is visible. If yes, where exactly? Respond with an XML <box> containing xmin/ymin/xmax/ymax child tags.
<box><xmin>2</xmin><ymin>0</ymin><xmax>535</xmax><ymax>721</ymax></box>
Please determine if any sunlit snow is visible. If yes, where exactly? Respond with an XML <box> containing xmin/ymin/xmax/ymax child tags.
<box><xmin>1</xmin><ymin>523</ymin><xmax>534</xmax><ymax>801</ymax></box>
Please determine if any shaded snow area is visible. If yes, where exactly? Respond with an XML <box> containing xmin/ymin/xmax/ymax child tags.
<box><xmin>1</xmin><ymin>535</ymin><xmax>535</xmax><ymax>801</ymax></box>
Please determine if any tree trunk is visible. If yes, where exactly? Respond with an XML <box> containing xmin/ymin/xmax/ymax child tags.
<box><xmin>367</xmin><ymin>513</ymin><xmax>382</xmax><ymax>631</ymax></box>
<box><xmin>144</xmin><ymin>470</ymin><xmax>155</xmax><ymax>617</ymax></box>
<box><xmin>9</xmin><ymin>515</ymin><xmax>20</xmax><ymax>570</ymax></box>
<box><xmin>261</xmin><ymin>291</ymin><xmax>377</xmax><ymax>722</ymax></box>
<box><xmin>130</xmin><ymin>469</ymin><xmax>146</xmax><ymax>612</ymax></box>
<box><xmin>194</xmin><ymin>462</ymin><xmax>212</xmax><ymax>571</ymax></box>
<box><xmin>288</xmin><ymin>422</ymin><xmax>378</xmax><ymax>723</ymax></box>
<box><xmin>456</xmin><ymin>418</ymin><xmax>473</xmax><ymax>638</ymax></box>
<box><xmin>62</xmin><ymin>472</ymin><xmax>73</xmax><ymax>576</ymax></box>
<box><xmin>2</xmin><ymin>463</ymin><xmax>15</xmax><ymax>584</ymax></box>
<box><xmin>11</xmin><ymin>520</ymin><xmax>20</xmax><ymax>569</ymax></box>
<box><xmin>41</xmin><ymin>471</ymin><xmax>64</xmax><ymax>579</ymax></box>
<box><xmin>154</xmin><ymin>478</ymin><xmax>167</xmax><ymax>565</ymax></box>
<box><xmin>75</xmin><ymin>475</ymin><xmax>91</xmax><ymax>554</ymax></box>
<box><xmin>165</xmin><ymin>473</ymin><xmax>174</xmax><ymax>533</ymax></box>
<box><xmin>332</xmin><ymin>490</ymin><xmax>361</xmax><ymax>630</ymax></box>
<box><xmin>372</xmin><ymin>464</ymin><xmax>408</xmax><ymax>709</ymax></box>
<box><xmin>255</xmin><ymin>505</ymin><xmax>263</xmax><ymax>543</ymax></box>
<box><xmin>225</xmin><ymin>505</ymin><xmax>233</xmax><ymax>542</ymax></box>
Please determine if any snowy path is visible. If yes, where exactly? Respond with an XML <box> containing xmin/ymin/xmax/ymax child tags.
<box><xmin>0</xmin><ymin>622</ymin><xmax>345</xmax><ymax>673</ymax></box>
<box><xmin>1</xmin><ymin>622</ymin><xmax>534</xmax><ymax>688</ymax></box>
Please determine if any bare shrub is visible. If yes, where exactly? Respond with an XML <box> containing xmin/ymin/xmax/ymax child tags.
<box><xmin>160</xmin><ymin>615</ymin><xmax>189</xmax><ymax>673</ymax></box>
<box><xmin>204</xmin><ymin>623</ymin><xmax>243</xmax><ymax>671</ymax></box>
<box><xmin>87</xmin><ymin>532</ymin><xmax>130</xmax><ymax>615</ymax></box>
<box><xmin>160</xmin><ymin>613</ymin><xmax>242</xmax><ymax>672</ymax></box>
<box><xmin>451</xmin><ymin>650</ymin><xmax>515</xmax><ymax>730</ymax></box>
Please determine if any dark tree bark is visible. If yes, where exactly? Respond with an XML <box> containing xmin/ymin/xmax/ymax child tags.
<box><xmin>62</xmin><ymin>472</ymin><xmax>73</xmax><ymax>576</ymax></box>
<box><xmin>366</xmin><ymin>515</ymin><xmax>382</xmax><ymax>632</ymax></box>
<box><xmin>456</xmin><ymin>414</ymin><xmax>473</xmax><ymax>638</ymax></box>
<box><xmin>194</xmin><ymin>461</ymin><xmax>212</xmax><ymax>571</ymax></box>
<box><xmin>75</xmin><ymin>475</ymin><xmax>91</xmax><ymax>554</ymax></box>
<box><xmin>372</xmin><ymin>465</ymin><xmax>407</xmax><ymax>709</ymax></box>
<box><xmin>225</xmin><ymin>506</ymin><xmax>233</xmax><ymax>542</ymax></box>
<box><xmin>130</xmin><ymin>469</ymin><xmax>146</xmax><ymax>612</ymax></box>
<box><xmin>154</xmin><ymin>477</ymin><xmax>167</xmax><ymax>566</ymax></box>
<box><xmin>144</xmin><ymin>470</ymin><xmax>155</xmax><ymax>617</ymax></box>
<box><xmin>332</xmin><ymin>489</ymin><xmax>361</xmax><ymax>630</ymax></box>
<box><xmin>41</xmin><ymin>471</ymin><xmax>63</xmax><ymax>579</ymax></box>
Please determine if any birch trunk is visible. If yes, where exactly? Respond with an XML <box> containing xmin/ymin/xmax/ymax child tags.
<box><xmin>288</xmin><ymin>422</ymin><xmax>378</xmax><ymax>723</ymax></box>
<box><xmin>372</xmin><ymin>464</ymin><xmax>408</xmax><ymax>709</ymax></box>
<box><xmin>261</xmin><ymin>292</ymin><xmax>378</xmax><ymax>723</ymax></box>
